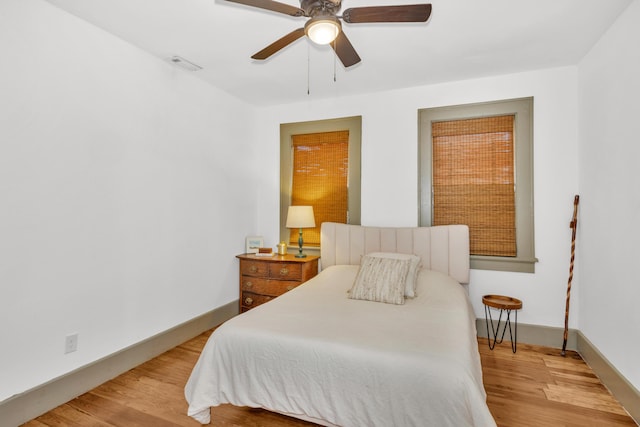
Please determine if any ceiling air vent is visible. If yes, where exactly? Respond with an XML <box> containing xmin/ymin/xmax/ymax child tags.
<box><xmin>166</xmin><ymin>55</ymin><xmax>202</xmax><ymax>71</ymax></box>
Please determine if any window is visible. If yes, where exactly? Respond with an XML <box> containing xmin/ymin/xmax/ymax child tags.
<box><xmin>419</xmin><ymin>98</ymin><xmax>536</xmax><ymax>272</ymax></box>
<box><xmin>289</xmin><ymin>131</ymin><xmax>349</xmax><ymax>246</ymax></box>
<box><xmin>280</xmin><ymin>116</ymin><xmax>361</xmax><ymax>254</ymax></box>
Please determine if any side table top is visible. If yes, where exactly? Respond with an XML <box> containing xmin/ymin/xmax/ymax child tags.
<box><xmin>236</xmin><ymin>253</ymin><xmax>320</xmax><ymax>263</ymax></box>
<box><xmin>482</xmin><ymin>294</ymin><xmax>523</xmax><ymax>310</ymax></box>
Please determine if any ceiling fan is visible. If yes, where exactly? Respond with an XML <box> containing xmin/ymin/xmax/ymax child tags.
<box><xmin>225</xmin><ymin>0</ymin><xmax>432</xmax><ymax>67</ymax></box>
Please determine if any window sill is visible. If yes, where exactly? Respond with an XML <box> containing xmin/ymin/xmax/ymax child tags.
<box><xmin>471</xmin><ymin>255</ymin><xmax>538</xmax><ymax>273</ymax></box>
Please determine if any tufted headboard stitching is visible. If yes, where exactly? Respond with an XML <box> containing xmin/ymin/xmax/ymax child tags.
<box><xmin>320</xmin><ymin>222</ymin><xmax>470</xmax><ymax>284</ymax></box>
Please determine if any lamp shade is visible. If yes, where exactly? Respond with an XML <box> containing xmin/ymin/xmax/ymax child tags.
<box><xmin>286</xmin><ymin>206</ymin><xmax>316</xmax><ymax>229</ymax></box>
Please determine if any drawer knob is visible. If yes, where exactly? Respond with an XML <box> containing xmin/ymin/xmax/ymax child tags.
<box><xmin>279</xmin><ymin>267</ymin><xmax>289</xmax><ymax>276</ymax></box>
<box><xmin>244</xmin><ymin>297</ymin><xmax>253</xmax><ymax>306</ymax></box>
<box><xmin>249</xmin><ymin>265</ymin><xmax>258</xmax><ymax>273</ymax></box>
<box><xmin>245</xmin><ymin>281</ymin><xmax>252</xmax><ymax>288</ymax></box>
<box><xmin>286</xmin><ymin>285</ymin><xmax>294</xmax><ymax>291</ymax></box>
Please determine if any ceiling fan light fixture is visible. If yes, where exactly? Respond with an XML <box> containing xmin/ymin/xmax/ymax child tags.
<box><xmin>305</xmin><ymin>16</ymin><xmax>340</xmax><ymax>45</ymax></box>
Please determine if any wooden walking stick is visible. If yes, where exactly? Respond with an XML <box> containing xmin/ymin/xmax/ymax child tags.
<box><xmin>562</xmin><ymin>195</ymin><xmax>580</xmax><ymax>356</ymax></box>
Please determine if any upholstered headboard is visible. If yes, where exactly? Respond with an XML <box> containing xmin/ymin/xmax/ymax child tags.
<box><xmin>320</xmin><ymin>222</ymin><xmax>470</xmax><ymax>284</ymax></box>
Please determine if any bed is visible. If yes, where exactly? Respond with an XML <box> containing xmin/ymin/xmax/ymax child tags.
<box><xmin>185</xmin><ymin>222</ymin><xmax>496</xmax><ymax>426</ymax></box>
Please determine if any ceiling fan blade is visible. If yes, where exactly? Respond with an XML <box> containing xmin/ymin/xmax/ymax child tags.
<box><xmin>331</xmin><ymin>31</ymin><xmax>361</xmax><ymax>68</ymax></box>
<box><xmin>225</xmin><ymin>0</ymin><xmax>305</xmax><ymax>17</ymax></box>
<box><xmin>342</xmin><ymin>4</ymin><xmax>432</xmax><ymax>23</ymax></box>
<box><xmin>251</xmin><ymin>28</ymin><xmax>306</xmax><ymax>60</ymax></box>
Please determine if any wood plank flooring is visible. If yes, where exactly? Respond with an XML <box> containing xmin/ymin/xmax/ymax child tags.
<box><xmin>478</xmin><ymin>338</ymin><xmax>636</xmax><ymax>427</ymax></box>
<box><xmin>22</xmin><ymin>331</ymin><xmax>637</xmax><ymax>427</ymax></box>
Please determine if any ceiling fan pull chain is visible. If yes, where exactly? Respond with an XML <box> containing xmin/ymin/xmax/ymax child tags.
<box><xmin>333</xmin><ymin>42</ymin><xmax>337</xmax><ymax>82</ymax></box>
<box><xmin>307</xmin><ymin>43</ymin><xmax>311</xmax><ymax>95</ymax></box>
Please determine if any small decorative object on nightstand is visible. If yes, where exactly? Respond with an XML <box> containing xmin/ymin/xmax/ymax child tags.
<box><xmin>277</xmin><ymin>241</ymin><xmax>287</xmax><ymax>255</ymax></box>
<box><xmin>236</xmin><ymin>253</ymin><xmax>319</xmax><ymax>312</ymax></box>
<box><xmin>245</xmin><ymin>236</ymin><xmax>264</xmax><ymax>254</ymax></box>
<box><xmin>482</xmin><ymin>294</ymin><xmax>523</xmax><ymax>353</ymax></box>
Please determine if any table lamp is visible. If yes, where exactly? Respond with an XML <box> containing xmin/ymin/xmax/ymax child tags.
<box><xmin>285</xmin><ymin>206</ymin><xmax>316</xmax><ymax>258</ymax></box>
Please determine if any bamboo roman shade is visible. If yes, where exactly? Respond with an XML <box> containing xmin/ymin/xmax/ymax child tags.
<box><xmin>290</xmin><ymin>131</ymin><xmax>349</xmax><ymax>246</ymax></box>
<box><xmin>432</xmin><ymin>115</ymin><xmax>516</xmax><ymax>257</ymax></box>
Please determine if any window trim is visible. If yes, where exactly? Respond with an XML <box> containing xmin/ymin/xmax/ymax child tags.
<box><xmin>418</xmin><ymin>98</ymin><xmax>537</xmax><ymax>273</ymax></box>
<box><xmin>280</xmin><ymin>116</ymin><xmax>362</xmax><ymax>256</ymax></box>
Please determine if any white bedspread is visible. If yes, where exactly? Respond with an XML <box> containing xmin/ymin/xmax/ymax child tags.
<box><xmin>184</xmin><ymin>265</ymin><xmax>496</xmax><ymax>426</ymax></box>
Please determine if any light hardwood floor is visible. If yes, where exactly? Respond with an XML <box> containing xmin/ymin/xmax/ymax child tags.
<box><xmin>23</xmin><ymin>331</ymin><xmax>637</xmax><ymax>427</ymax></box>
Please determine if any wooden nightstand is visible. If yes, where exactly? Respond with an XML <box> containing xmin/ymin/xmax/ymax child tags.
<box><xmin>236</xmin><ymin>253</ymin><xmax>319</xmax><ymax>312</ymax></box>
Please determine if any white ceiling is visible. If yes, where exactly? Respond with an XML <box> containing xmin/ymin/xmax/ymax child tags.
<box><xmin>45</xmin><ymin>0</ymin><xmax>632</xmax><ymax>106</ymax></box>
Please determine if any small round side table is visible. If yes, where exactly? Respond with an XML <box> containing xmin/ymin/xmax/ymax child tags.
<box><xmin>482</xmin><ymin>294</ymin><xmax>523</xmax><ymax>353</ymax></box>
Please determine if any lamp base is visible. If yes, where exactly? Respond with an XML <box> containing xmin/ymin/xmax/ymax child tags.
<box><xmin>296</xmin><ymin>228</ymin><xmax>306</xmax><ymax>258</ymax></box>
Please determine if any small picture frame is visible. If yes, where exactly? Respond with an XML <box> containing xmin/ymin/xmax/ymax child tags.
<box><xmin>245</xmin><ymin>236</ymin><xmax>264</xmax><ymax>254</ymax></box>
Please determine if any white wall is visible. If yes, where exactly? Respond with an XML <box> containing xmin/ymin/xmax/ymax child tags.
<box><xmin>578</xmin><ymin>0</ymin><xmax>640</xmax><ymax>391</ymax></box>
<box><xmin>0</xmin><ymin>0</ymin><xmax>258</xmax><ymax>401</ymax></box>
<box><xmin>256</xmin><ymin>67</ymin><xmax>580</xmax><ymax>329</ymax></box>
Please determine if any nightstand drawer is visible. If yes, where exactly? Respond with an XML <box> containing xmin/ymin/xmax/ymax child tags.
<box><xmin>240</xmin><ymin>261</ymin><xmax>269</xmax><ymax>277</ymax></box>
<box><xmin>241</xmin><ymin>291</ymin><xmax>273</xmax><ymax>310</ymax></box>
<box><xmin>241</xmin><ymin>277</ymin><xmax>300</xmax><ymax>296</ymax></box>
<box><xmin>268</xmin><ymin>263</ymin><xmax>302</xmax><ymax>280</ymax></box>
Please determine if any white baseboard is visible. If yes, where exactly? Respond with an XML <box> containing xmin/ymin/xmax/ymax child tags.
<box><xmin>577</xmin><ymin>331</ymin><xmax>640</xmax><ymax>423</ymax></box>
<box><xmin>0</xmin><ymin>301</ymin><xmax>238</xmax><ymax>427</ymax></box>
<box><xmin>475</xmin><ymin>318</ymin><xmax>579</xmax><ymax>350</ymax></box>
<box><xmin>476</xmin><ymin>319</ymin><xmax>639</xmax><ymax>424</ymax></box>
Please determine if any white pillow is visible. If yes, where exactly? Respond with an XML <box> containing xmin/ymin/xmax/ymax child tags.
<box><xmin>366</xmin><ymin>252</ymin><xmax>422</xmax><ymax>298</ymax></box>
<box><xmin>348</xmin><ymin>254</ymin><xmax>410</xmax><ymax>305</ymax></box>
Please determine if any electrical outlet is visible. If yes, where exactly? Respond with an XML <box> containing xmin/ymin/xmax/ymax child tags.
<box><xmin>64</xmin><ymin>333</ymin><xmax>78</xmax><ymax>354</ymax></box>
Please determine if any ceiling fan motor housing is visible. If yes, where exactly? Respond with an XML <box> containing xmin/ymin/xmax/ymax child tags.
<box><xmin>300</xmin><ymin>0</ymin><xmax>342</xmax><ymax>17</ymax></box>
